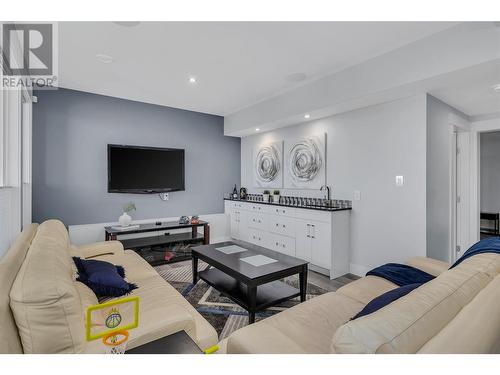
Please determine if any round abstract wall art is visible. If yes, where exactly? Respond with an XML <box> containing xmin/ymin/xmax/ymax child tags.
<box><xmin>288</xmin><ymin>139</ymin><xmax>322</xmax><ymax>182</ymax></box>
<box><xmin>284</xmin><ymin>134</ymin><xmax>326</xmax><ymax>189</ymax></box>
<box><xmin>253</xmin><ymin>142</ymin><xmax>283</xmax><ymax>187</ymax></box>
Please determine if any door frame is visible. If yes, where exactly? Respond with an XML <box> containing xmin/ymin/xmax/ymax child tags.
<box><xmin>469</xmin><ymin>118</ymin><xmax>500</xmax><ymax>244</ymax></box>
<box><xmin>448</xmin><ymin>114</ymin><xmax>471</xmax><ymax>262</ymax></box>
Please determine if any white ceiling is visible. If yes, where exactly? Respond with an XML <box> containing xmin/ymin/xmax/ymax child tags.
<box><xmin>430</xmin><ymin>62</ymin><xmax>500</xmax><ymax>118</ymax></box>
<box><xmin>58</xmin><ymin>21</ymin><xmax>460</xmax><ymax>116</ymax></box>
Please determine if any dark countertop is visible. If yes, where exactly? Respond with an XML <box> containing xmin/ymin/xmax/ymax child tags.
<box><xmin>223</xmin><ymin>198</ymin><xmax>352</xmax><ymax>212</ymax></box>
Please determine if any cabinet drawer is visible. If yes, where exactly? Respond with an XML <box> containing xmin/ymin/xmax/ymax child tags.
<box><xmin>248</xmin><ymin>212</ymin><xmax>267</xmax><ymax>230</ymax></box>
<box><xmin>269</xmin><ymin>216</ymin><xmax>295</xmax><ymax>237</ymax></box>
<box><xmin>299</xmin><ymin>208</ymin><xmax>331</xmax><ymax>223</ymax></box>
<box><xmin>269</xmin><ymin>205</ymin><xmax>296</xmax><ymax>217</ymax></box>
<box><xmin>269</xmin><ymin>233</ymin><xmax>296</xmax><ymax>257</ymax></box>
<box><xmin>226</xmin><ymin>200</ymin><xmax>246</xmax><ymax>210</ymax></box>
<box><xmin>248</xmin><ymin>228</ymin><xmax>267</xmax><ymax>247</ymax></box>
<box><xmin>249</xmin><ymin>203</ymin><xmax>266</xmax><ymax>212</ymax></box>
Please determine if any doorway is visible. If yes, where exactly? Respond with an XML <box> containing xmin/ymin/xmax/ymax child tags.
<box><xmin>451</xmin><ymin>129</ymin><xmax>470</xmax><ymax>262</ymax></box>
<box><xmin>478</xmin><ymin>131</ymin><xmax>500</xmax><ymax>239</ymax></box>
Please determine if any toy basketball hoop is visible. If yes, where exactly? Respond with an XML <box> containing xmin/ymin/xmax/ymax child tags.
<box><xmin>102</xmin><ymin>330</ymin><xmax>129</xmax><ymax>354</ymax></box>
<box><xmin>86</xmin><ymin>296</ymin><xmax>139</xmax><ymax>354</ymax></box>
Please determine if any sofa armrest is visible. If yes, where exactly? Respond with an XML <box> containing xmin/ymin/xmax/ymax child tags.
<box><xmin>226</xmin><ymin>323</ymin><xmax>307</xmax><ymax>354</ymax></box>
<box><xmin>71</xmin><ymin>241</ymin><xmax>124</xmax><ymax>259</ymax></box>
<box><xmin>406</xmin><ymin>256</ymin><xmax>450</xmax><ymax>277</ymax></box>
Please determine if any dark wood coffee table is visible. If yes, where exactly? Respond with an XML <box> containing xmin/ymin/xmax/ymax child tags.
<box><xmin>192</xmin><ymin>241</ymin><xmax>308</xmax><ymax>324</ymax></box>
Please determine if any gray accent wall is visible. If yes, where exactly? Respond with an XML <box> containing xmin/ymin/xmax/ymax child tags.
<box><xmin>32</xmin><ymin>88</ymin><xmax>240</xmax><ymax>225</ymax></box>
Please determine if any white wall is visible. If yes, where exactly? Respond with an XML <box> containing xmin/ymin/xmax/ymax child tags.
<box><xmin>426</xmin><ymin>95</ymin><xmax>469</xmax><ymax>262</ymax></box>
<box><xmin>480</xmin><ymin>131</ymin><xmax>500</xmax><ymax>213</ymax></box>
<box><xmin>0</xmin><ymin>87</ymin><xmax>29</xmax><ymax>258</ymax></box>
<box><xmin>241</xmin><ymin>95</ymin><xmax>428</xmax><ymax>274</ymax></box>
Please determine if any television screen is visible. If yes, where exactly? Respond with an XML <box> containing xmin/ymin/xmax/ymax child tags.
<box><xmin>108</xmin><ymin>144</ymin><xmax>185</xmax><ymax>193</ymax></box>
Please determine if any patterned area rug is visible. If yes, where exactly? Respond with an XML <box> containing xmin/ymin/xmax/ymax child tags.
<box><xmin>154</xmin><ymin>260</ymin><xmax>330</xmax><ymax>340</ymax></box>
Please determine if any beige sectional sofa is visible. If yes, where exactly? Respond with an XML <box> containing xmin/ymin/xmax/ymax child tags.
<box><xmin>0</xmin><ymin>220</ymin><xmax>218</xmax><ymax>354</ymax></box>
<box><xmin>2</xmin><ymin>219</ymin><xmax>499</xmax><ymax>354</ymax></box>
<box><xmin>222</xmin><ymin>253</ymin><xmax>500</xmax><ymax>354</ymax></box>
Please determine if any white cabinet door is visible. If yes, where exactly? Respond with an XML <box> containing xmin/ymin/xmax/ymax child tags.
<box><xmin>238</xmin><ymin>210</ymin><xmax>248</xmax><ymax>241</ymax></box>
<box><xmin>229</xmin><ymin>210</ymin><xmax>240</xmax><ymax>239</ymax></box>
<box><xmin>247</xmin><ymin>212</ymin><xmax>268</xmax><ymax>230</ymax></box>
<box><xmin>268</xmin><ymin>233</ymin><xmax>296</xmax><ymax>257</ymax></box>
<box><xmin>269</xmin><ymin>215</ymin><xmax>295</xmax><ymax>237</ymax></box>
<box><xmin>248</xmin><ymin>228</ymin><xmax>266</xmax><ymax>247</ymax></box>
<box><xmin>310</xmin><ymin>220</ymin><xmax>331</xmax><ymax>269</ymax></box>
<box><xmin>295</xmin><ymin>219</ymin><xmax>312</xmax><ymax>261</ymax></box>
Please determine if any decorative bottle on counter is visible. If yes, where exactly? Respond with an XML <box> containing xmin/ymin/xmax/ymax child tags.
<box><xmin>232</xmin><ymin>184</ymin><xmax>238</xmax><ymax>199</ymax></box>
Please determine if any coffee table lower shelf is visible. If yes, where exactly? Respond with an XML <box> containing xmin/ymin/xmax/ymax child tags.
<box><xmin>198</xmin><ymin>267</ymin><xmax>300</xmax><ymax>312</ymax></box>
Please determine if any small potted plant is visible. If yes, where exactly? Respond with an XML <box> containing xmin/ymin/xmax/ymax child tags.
<box><xmin>119</xmin><ymin>202</ymin><xmax>136</xmax><ymax>227</ymax></box>
<box><xmin>263</xmin><ymin>190</ymin><xmax>270</xmax><ymax>203</ymax></box>
<box><xmin>273</xmin><ymin>190</ymin><xmax>281</xmax><ymax>203</ymax></box>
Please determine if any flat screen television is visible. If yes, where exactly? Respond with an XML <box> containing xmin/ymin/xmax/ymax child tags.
<box><xmin>108</xmin><ymin>144</ymin><xmax>185</xmax><ymax>193</ymax></box>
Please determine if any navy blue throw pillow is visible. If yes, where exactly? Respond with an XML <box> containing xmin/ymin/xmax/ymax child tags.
<box><xmin>73</xmin><ymin>257</ymin><xmax>137</xmax><ymax>297</ymax></box>
<box><xmin>352</xmin><ymin>283</ymin><xmax>422</xmax><ymax>320</ymax></box>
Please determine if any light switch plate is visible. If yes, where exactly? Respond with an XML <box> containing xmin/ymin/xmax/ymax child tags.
<box><xmin>395</xmin><ymin>175</ymin><xmax>404</xmax><ymax>187</ymax></box>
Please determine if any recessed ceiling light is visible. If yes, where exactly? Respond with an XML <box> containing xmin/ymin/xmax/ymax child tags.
<box><xmin>255</xmin><ymin>128</ymin><xmax>260</xmax><ymax>132</ymax></box>
<box><xmin>188</xmin><ymin>76</ymin><xmax>197</xmax><ymax>84</ymax></box>
<box><xmin>493</xmin><ymin>83</ymin><xmax>500</xmax><ymax>92</ymax></box>
<box><xmin>304</xmin><ymin>114</ymin><xmax>311</xmax><ymax>119</ymax></box>
<box><xmin>113</xmin><ymin>21</ymin><xmax>141</xmax><ymax>27</ymax></box>
<box><xmin>96</xmin><ymin>54</ymin><xmax>114</xmax><ymax>64</ymax></box>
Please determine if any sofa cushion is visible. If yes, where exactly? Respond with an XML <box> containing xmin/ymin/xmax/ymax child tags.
<box><xmin>82</xmin><ymin>250</ymin><xmax>218</xmax><ymax>352</ymax></box>
<box><xmin>337</xmin><ymin>275</ymin><xmax>397</xmax><ymax>305</ymax></box>
<box><xmin>331</xmin><ymin>253</ymin><xmax>500</xmax><ymax>354</ymax></box>
<box><xmin>406</xmin><ymin>257</ymin><xmax>450</xmax><ymax>277</ymax></box>
<box><xmin>73</xmin><ymin>257</ymin><xmax>137</xmax><ymax>297</ymax></box>
<box><xmin>0</xmin><ymin>223</ymin><xmax>39</xmax><ymax>354</ymax></box>
<box><xmin>10</xmin><ymin>220</ymin><xmax>86</xmax><ymax>353</ymax></box>
<box><xmin>418</xmin><ymin>274</ymin><xmax>500</xmax><ymax>354</ymax></box>
<box><xmin>352</xmin><ymin>283</ymin><xmax>422</xmax><ymax>320</ymax></box>
<box><xmin>227</xmin><ymin>292</ymin><xmax>363</xmax><ymax>353</ymax></box>
<box><xmin>94</xmin><ymin>251</ymin><xmax>160</xmax><ymax>282</ymax></box>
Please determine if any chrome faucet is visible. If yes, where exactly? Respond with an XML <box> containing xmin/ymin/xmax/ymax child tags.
<box><xmin>320</xmin><ymin>185</ymin><xmax>331</xmax><ymax>200</ymax></box>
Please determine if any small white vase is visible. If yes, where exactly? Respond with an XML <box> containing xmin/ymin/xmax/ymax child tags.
<box><xmin>118</xmin><ymin>212</ymin><xmax>132</xmax><ymax>227</ymax></box>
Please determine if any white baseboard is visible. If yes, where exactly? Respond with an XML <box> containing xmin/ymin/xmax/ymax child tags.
<box><xmin>211</xmin><ymin>236</ymin><xmax>231</xmax><ymax>244</ymax></box>
<box><xmin>349</xmin><ymin>263</ymin><xmax>370</xmax><ymax>277</ymax></box>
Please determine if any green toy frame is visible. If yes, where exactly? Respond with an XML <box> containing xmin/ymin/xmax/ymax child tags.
<box><xmin>86</xmin><ymin>296</ymin><xmax>140</xmax><ymax>342</ymax></box>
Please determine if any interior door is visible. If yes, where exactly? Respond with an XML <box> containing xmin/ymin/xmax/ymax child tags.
<box><xmin>455</xmin><ymin>131</ymin><xmax>470</xmax><ymax>261</ymax></box>
<box><xmin>230</xmin><ymin>210</ymin><xmax>240</xmax><ymax>239</ymax></box>
<box><xmin>310</xmin><ymin>221</ymin><xmax>331</xmax><ymax>269</ymax></box>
